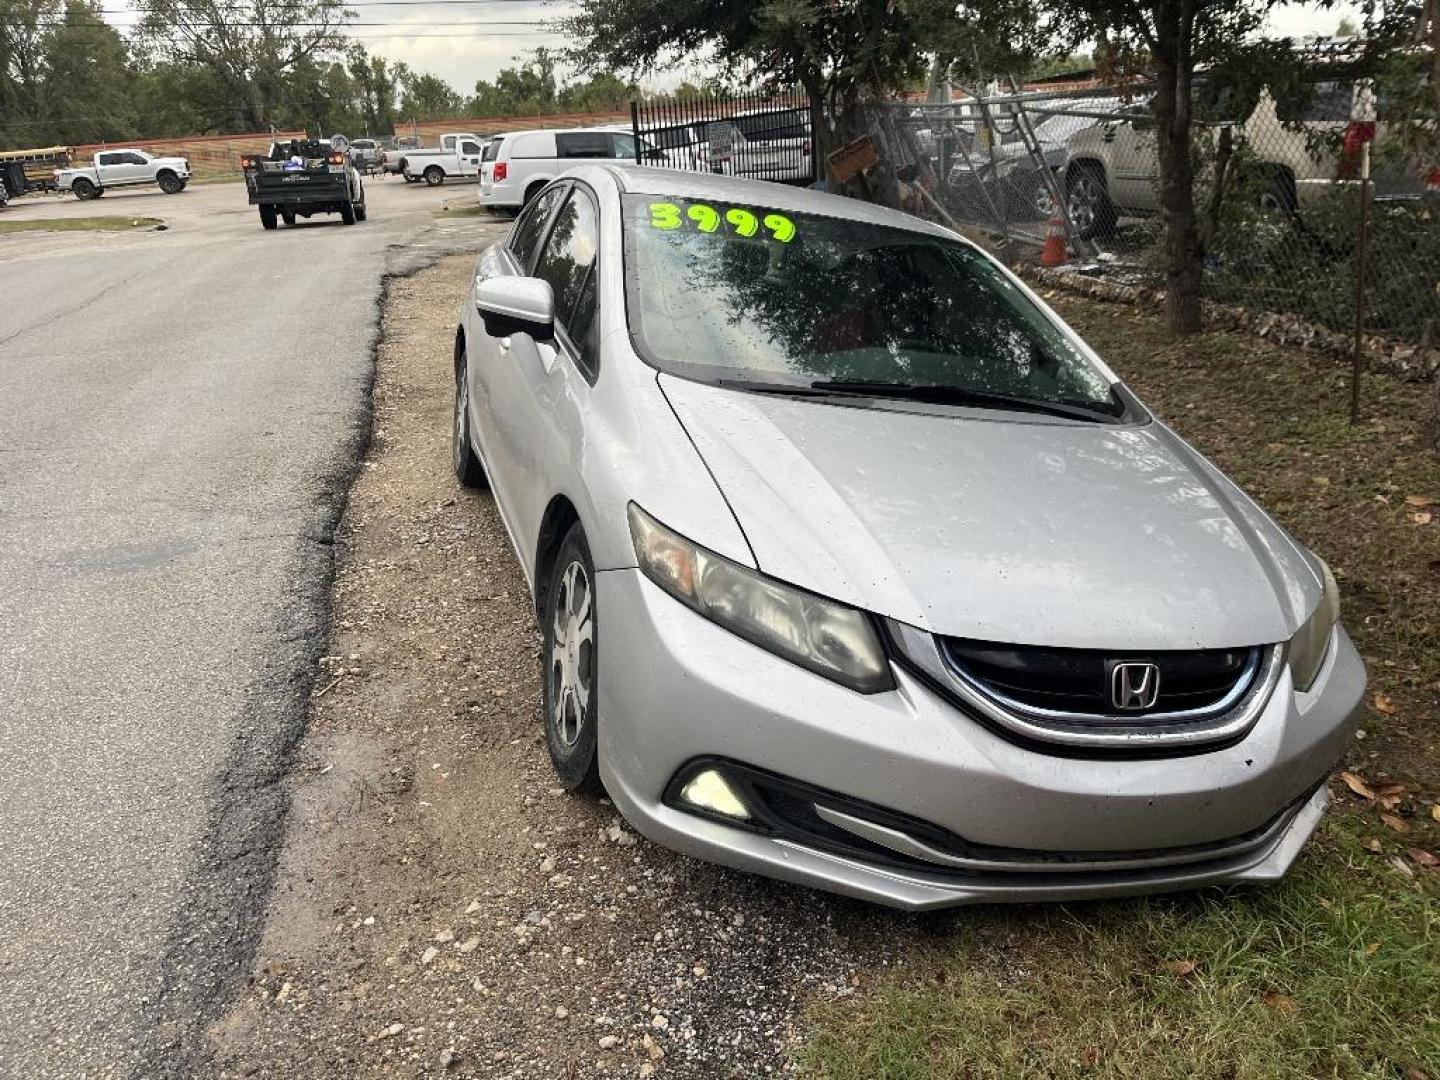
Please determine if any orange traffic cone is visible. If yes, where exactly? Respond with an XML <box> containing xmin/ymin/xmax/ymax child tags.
<box><xmin>1041</xmin><ymin>218</ymin><xmax>1067</xmax><ymax>267</ymax></box>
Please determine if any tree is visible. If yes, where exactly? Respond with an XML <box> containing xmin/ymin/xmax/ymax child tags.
<box><xmin>560</xmin><ymin>0</ymin><xmax>1035</xmax><ymax>168</ymax></box>
<box><xmin>347</xmin><ymin>44</ymin><xmax>399</xmax><ymax>135</ymax></box>
<box><xmin>38</xmin><ymin>0</ymin><xmax>136</xmax><ymax>143</ymax></box>
<box><xmin>135</xmin><ymin>0</ymin><xmax>352</xmax><ymax>130</ymax></box>
<box><xmin>0</xmin><ymin>0</ymin><xmax>56</xmax><ymax>147</ymax></box>
<box><xmin>1046</xmin><ymin>0</ymin><xmax>1277</xmax><ymax>334</ymax></box>
<box><xmin>398</xmin><ymin>68</ymin><xmax>464</xmax><ymax>120</ymax></box>
<box><xmin>472</xmin><ymin>48</ymin><xmax>558</xmax><ymax>116</ymax></box>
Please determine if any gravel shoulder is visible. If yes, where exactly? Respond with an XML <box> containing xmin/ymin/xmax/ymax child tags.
<box><xmin>210</xmin><ymin>253</ymin><xmax>904</xmax><ymax>1079</ymax></box>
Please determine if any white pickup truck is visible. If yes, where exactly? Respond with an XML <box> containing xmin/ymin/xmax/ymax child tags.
<box><xmin>401</xmin><ymin>133</ymin><xmax>485</xmax><ymax>186</ymax></box>
<box><xmin>55</xmin><ymin>148</ymin><xmax>191</xmax><ymax>200</ymax></box>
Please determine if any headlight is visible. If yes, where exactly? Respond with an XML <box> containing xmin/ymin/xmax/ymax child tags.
<box><xmin>627</xmin><ymin>504</ymin><xmax>893</xmax><ymax>694</ymax></box>
<box><xmin>1288</xmin><ymin>556</ymin><xmax>1340</xmax><ymax>693</ymax></box>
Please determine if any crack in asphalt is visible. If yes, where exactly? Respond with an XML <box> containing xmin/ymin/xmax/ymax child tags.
<box><xmin>0</xmin><ymin>274</ymin><xmax>135</xmax><ymax>350</ymax></box>
<box><xmin>127</xmin><ymin>225</ymin><xmax>487</xmax><ymax>1079</ymax></box>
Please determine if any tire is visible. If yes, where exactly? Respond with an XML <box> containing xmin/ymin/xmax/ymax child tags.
<box><xmin>339</xmin><ymin>199</ymin><xmax>356</xmax><ymax>225</ymax></box>
<box><xmin>354</xmin><ymin>183</ymin><xmax>367</xmax><ymax>221</ymax></box>
<box><xmin>452</xmin><ymin>347</ymin><xmax>488</xmax><ymax>489</ymax></box>
<box><xmin>1257</xmin><ymin>169</ymin><xmax>1299</xmax><ymax>219</ymax></box>
<box><xmin>259</xmin><ymin>204</ymin><xmax>278</xmax><ymax>230</ymax></box>
<box><xmin>541</xmin><ymin>524</ymin><xmax>602</xmax><ymax>793</ymax></box>
<box><xmin>71</xmin><ymin>178</ymin><xmax>98</xmax><ymax>200</ymax></box>
<box><xmin>281</xmin><ymin>209</ymin><xmax>296</xmax><ymax>227</ymax></box>
<box><xmin>1065</xmin><ymin>165</ymin><xmax>1117</xmax><ymax>240</ymax></box>
<box><xmin>424</xmin><ymin>166</ymin><xmax>445</xmax><ymax>187</ymax></box>
<box><xmin>157</xmin><ymin>171</ymin><xmax>184</xmax><ymax>194</ymax></box>
<box><xmin>522</xmin><ymin>181</ymin><xmax>546</xmax><ymax>208</ymax></box>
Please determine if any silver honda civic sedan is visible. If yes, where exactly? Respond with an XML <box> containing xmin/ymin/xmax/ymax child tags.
<box><xmin>452</xmin><ymin>164</ymin><xmax>1364</xmax><ymax>910</ymax></box>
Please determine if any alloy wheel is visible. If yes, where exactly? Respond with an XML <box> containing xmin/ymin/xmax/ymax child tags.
<box><xmin>549</xmin><ymin>561</ymin><xmax>594</xmax><ymax>750</ymax></box>
<box><xmin>452</xmin><ymin>365</ymin><xmax>469</xmax><ymax>474</ymax></box>
<box><xmin>1068</xmin><ymin>177</ymin><xmax>1095</xmax><ymax>232</ymax></box>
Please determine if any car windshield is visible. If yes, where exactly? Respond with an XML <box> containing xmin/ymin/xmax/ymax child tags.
<box><xmin>622</xmin><ymin>195</ymin><xmax>1123</xmax><ymax>417</ymax></box>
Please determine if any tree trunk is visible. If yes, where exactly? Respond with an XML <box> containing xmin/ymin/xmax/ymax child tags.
<box><xmin>1152</xmin><ymin>0</ymin><xmax>1204</xmax><ymax>336</ymax></box>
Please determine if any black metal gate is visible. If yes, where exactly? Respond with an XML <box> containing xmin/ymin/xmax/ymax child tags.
<box><xmin>630</xmin><ymin>88</ymin><xmax>818</xmax><ymax>186</ymax></box>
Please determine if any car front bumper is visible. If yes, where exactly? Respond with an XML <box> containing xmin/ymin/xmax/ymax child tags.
<box><xmin>595</xmin><ymin>568</ymin><xmax>1364</xmax><ymax>910</ymax></box>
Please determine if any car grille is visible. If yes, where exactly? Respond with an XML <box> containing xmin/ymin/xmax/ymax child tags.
<box><xmin>942</xmin><ymin>639</ymin><xmax>1260</xmax><ymax>719</ymax></box>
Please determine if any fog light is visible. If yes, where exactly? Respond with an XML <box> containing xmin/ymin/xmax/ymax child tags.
<box><xmin>679</xmin><ymin>769</ymin><xmax>750</xmax><ymax>820</ymax></box>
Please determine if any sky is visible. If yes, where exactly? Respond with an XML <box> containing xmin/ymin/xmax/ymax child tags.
<box><xmin>99</xmin><ymin>0</ymin><xmax>1362</xmax><ymax>102</ymax></box>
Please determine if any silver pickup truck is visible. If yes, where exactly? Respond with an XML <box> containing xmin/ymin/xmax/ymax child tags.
<box><xmin>55</xmin><ymin>148</ymin><xmax>191</xmax><ymax>200</ymax></box>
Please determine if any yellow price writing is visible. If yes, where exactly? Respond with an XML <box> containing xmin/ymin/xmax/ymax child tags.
<box><xmin>725</xmin><ymin>208</ymin><xmax>759</xmax><ymax>237</ymax></box>
<box><xmin>647</xmin><ymin>201</ymin><xmax>797</xmax><ymax>243</ymax></box>
<box><xmin>763</xmin><ymin>213</ymin><xmax>796</xmax><ymax>243</ymax></box>
<box><xmin>649</xmin><ymin>201</ymin><xmax>682</xmax><ymax>229</ymax></box>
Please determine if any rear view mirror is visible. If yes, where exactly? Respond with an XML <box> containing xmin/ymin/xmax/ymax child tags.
<box><xmin>476</xmin><ymin>276</ymin><xmax>554</xmax><ymax>341</ymax></box>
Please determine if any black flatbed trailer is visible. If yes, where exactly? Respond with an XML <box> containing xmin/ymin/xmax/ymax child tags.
<box><xmin>241</xmin><ymin>138</ymin><xmax>366</xmax><ymax>230</ymax></box>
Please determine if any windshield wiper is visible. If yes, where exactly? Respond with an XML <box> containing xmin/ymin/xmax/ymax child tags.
<box><xmin>809</xmin><ymin>379</ymin><xmax>1120</xmax><ymax>423</ymax></box>
<box><xmin>713</xmin><ymin>377</ymin><xmax>835</xmax><ymax>398</ymax></box>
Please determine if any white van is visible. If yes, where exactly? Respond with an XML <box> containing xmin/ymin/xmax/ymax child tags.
<box><xmin>478</xmin><ymin>126</ymin><xmax>668</xmax><ymax>209</ymax></box>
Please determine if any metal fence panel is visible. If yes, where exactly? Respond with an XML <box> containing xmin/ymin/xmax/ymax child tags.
<box><xmin>631</xmin><ymin>89</ymin><xmax>817</xmax><ymax>185</ymax></box>
<box><xmin>882</xmin><ymin>83</ymin><xmax>1439</xmax><ymax>346</ymax></box>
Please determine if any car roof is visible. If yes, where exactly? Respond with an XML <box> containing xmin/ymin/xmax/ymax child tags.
<box><xmin>592</xmin><ymin>164</ymin><xmax>957</xmax><ymax>240</ymax></box>
<box><xmin>500</xmin><ymin>125</ymin><xmax>629</xmax><ymax>139</ymax></box>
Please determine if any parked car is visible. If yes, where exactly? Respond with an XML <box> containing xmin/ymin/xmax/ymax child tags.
<box><xmin>350</xmin><ymin>138</ymin><xmax>382</xmax><ymax>174</ymax></box>
<box><xmin>947</xmin><ymin>98</ymin><xmax>1123</xmax><ymax>222</ymax></box>
<box><xmin>477</xmin><ymin>127</ymin><xmax>667</xmax><ymax>209</ymax></box>
<box><xmin>241</xmin><ymin>137</ymin><xmax>366</xmax><ymax>229</ymax></box>
<box><xmin>55</xmin><ymin>148</ymin><xmax>190</xmax><ymax>200</ymax></box>
<box><xmin>1064</xmin><ymin>76</ymin><xmax>1430</xmax><ymax>238</ymax></box>
<box><xmin>380</xmin><ymin>136</ymin><xmax>423</xmax><ymax>179</ymax></box>
<box><xmin>450</xmin><ymin>165</ymin><xmax>1363</xmax><ymax>910</ymax></box>
<box><xmin>701</xmin><ymin>107</ymin><xmax>813</xmax><ymax>183</ymax></box>
<box><xmin>402</xmin><ymin>132</ymin><xmax>486</xmax><ymax>186</ymax></box>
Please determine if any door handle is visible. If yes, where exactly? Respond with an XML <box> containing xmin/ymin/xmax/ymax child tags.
<box><xmin>498</xmin><ymin>337</ymin><xmax>512</xmax><ymax>354</ymax></box>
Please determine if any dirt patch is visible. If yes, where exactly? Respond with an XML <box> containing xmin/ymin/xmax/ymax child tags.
<box><xmin>209</xmin><ymin>254</ymin><xmax>901</xmax><ymax>1079</ymax></box>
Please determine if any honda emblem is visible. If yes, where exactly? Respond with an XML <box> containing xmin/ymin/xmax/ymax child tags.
<box><xmin>1109</xmin><ymin>661</ymin><xmax>1161</xmax><ymax>711</ymax></box>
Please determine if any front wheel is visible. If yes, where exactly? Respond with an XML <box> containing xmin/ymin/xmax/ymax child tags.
<box><xmin>452</xmin><ymin>347</ymin><xmax>487</xmax><ymax>488</ymax></box>
<box><xmin>354</xmin><ymin>183</ymin><xmax>367</xmax><ymax>221</ymax></box>
<box><xmin>424</xmin><ymin>166</ymin><xmax>445</xmax><ymax>187</ymax></box>
<box><xmin>157</xmin><ymin>171</ymin><xmax>184</xmax><ymax>194</ymax></box>
<box><xmin>1066</xmin><ymin>167</ymin><xmax>1117</xmax><ymax>240</ymax></box>
<box><xmin>339</xmin><ymin>199</ymin><xmax>355</xmax><ymax>225</ymax></box>
<box><xmin>542</xmin><ymin>525</ymin><xmax>602</xmax><ymax>793</ymax></box>
<box><xmin>259</xmin><ymin>204</ymin><xmax>278</xmax><ymax>230</ymax></box>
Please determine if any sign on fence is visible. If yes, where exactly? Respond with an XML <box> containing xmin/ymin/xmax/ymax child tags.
<box><xmin>827</xmin><ymin>135</ymin><xmax>877</xmax><ymax>184</ymax></box>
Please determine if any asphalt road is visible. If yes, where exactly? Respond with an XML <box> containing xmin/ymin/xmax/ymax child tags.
<box><xmin>0</xmin><ymin>177</ymin><xmax>492</xmax><ymax>1078</ymax></box>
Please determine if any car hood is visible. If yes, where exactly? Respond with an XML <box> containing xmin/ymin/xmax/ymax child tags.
<box><xmin>660</xmin><ymin>375</ymin><xmax>1319</xmax><ymax>650</ymax></box>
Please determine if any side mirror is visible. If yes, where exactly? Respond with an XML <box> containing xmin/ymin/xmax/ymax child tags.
<box><xmin>475</xmin><ymin>276</ymin><xmax>554</xmax><ymax>341</ymax></box>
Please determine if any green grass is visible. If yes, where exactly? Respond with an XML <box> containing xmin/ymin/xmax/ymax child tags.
<box><xmin>0</xmin><ymin>215</ymin><xmax>163</xmax><ymax>234</ymax></box>
<box><xmin>797</xmin><ymin>295</ymin><xmax>1440</xmax><ymax>1079</ymax></box>
<box><xmin>801</xmin><ymin>821</ymin><xmax>1438</xmax><ymax>1078</ymax></box>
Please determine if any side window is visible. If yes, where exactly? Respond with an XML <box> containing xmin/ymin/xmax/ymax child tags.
<box><xmin>481</xmin><ymin>138</ymin><xmax>502</xmax><ymax>162</ymax></box>
<box><xmin>508</xmin><ymin>185</ymin><xmax>567</xmax><ymax>272</ymax></box>
<box><xmin>97</xmin><ymin>153</ymin><xmax>117</xmax><ymax>166</ymax></box>
<box><xmin>531</xmin><ymin>189</ymin><xmax>600</xmax><ymax>370</ymax></box>
<box><xmin>460</xmin><ymin>140</ymin><xmax>481</xmax><ymax>156</ymax></box>
<box><xmin>555</xmin><ymin>132</ymin><xmax>611</xmax><ymax>159</ymax></box>
<box><xmin>610</xmin><ymin>132</ymin><xmax>636</xmax><ymax>160</ymax></box>
<box><xmin>123</xmin><ymin>152</ymin><xmax>146</xmax><ymax>165</ymax></box>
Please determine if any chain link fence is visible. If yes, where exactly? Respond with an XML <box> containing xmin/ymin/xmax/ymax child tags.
<box><xmin>881</xmin><ymin>82</ymin><xmax>1439</xmax><ymax>347</ymax></box>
